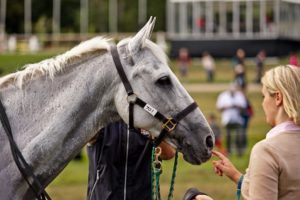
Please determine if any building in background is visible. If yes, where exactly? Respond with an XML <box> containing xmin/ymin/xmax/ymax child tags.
<box><xmin>0</xmin><ymin>0</ymin><xmax>164</xmax><ymax>52</ymax></box>
<box><xmin>166</xmin><ymin>0</ymin><xmax>300</xmax><ymax>57</ymax></box>
<box><xmin>0</xmin><ymin>0</ymin><xmax>299</xmax><ymax>57</ymax></box>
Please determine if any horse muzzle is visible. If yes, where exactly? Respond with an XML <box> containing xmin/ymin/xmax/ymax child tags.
<box><xmin>181</xmin><ymin>134</ymin><xmax>214</xmax><ymax>165</ymax></box>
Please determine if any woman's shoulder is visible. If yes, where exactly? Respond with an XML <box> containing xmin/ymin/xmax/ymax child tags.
<box><xmin>251</xmin><ymin>132</ymin><xmax>300</xmax><ymax>157</ymax></box>
<box><xmin>251</xmin><ymin>139</ymin><xmax>269</xmax><ymax>155</ymax></box>
<box><xmin>267</xmin><ymin>132</ymin><xmax>300</xmax><ymax>146</ymax></box>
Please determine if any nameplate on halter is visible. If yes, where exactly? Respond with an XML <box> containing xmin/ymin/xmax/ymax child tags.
<box><xmin>144</xmin><ymin>104</ymin><xmax>157</xmax><ymax>116</ymax></box>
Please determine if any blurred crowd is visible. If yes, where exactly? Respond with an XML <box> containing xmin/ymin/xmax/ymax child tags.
<box><xmin>176</xmin><ymin>47</ymin><xmax>299</xmax><ymax>157</ymax></box>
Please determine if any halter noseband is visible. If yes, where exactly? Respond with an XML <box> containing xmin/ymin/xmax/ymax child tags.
<box><xmin>110</xmin><ymin>44</ymin><xmax>198</xmax><ymax>146</ymax></box>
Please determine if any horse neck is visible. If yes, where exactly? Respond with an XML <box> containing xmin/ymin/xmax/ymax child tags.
<box><xmin>0</xmin><ymin>52</ymin><xmax>122</xmax><ymax>198</ymax></box>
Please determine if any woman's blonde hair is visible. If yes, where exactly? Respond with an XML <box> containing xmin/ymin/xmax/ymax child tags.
<box><xmin>261</xmin><ymin>65</ymin><xmax>300</xmax><ymax>125</ymax></box>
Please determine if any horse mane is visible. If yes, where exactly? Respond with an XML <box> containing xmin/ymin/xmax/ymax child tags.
<box><xmin>0</xmin><ymin>35</ymin><xmax>168</xmax><ymax>89</ymax></box>
<box><xmin>0</xmin><ymin>37</ymin><xmax>111</xmax><ymax>89</ymax></box>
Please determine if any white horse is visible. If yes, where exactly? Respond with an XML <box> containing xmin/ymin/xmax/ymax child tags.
<box><xmin>0</xmin><ymin>18</ymin><xmax>214</xmax><ymax>199</ymax></box>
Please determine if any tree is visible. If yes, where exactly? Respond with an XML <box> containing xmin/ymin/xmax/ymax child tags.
<box><xmin>6</xmin><ymin>0</ymin><xmax>24</xmax><ymax>33</ymax></box>
<box><xmin>4</xmin><ymin>0</ymin><xmax>167</xmax><ymax>34</ymax></box>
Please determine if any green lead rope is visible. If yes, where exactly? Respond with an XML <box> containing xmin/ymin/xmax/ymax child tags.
<box><xmin>151</xmin><ymin>146</ymin><xmax>156</xmax><ymax>200</ymax></box>
<box><xmin>167</xmin><ymin>150</ymin><xmax>178</xmax><ymax>200</ymax></box>
<box><xmin>151</xmin><ymin>145</ymin><xmax>178</xmax><ymax>200</ymax></box>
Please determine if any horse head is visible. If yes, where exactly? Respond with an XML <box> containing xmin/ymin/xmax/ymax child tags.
<box><xmin>114</xmin><ymin>18</ymin><xmax>214</xmax><ymax>165</ymax></box>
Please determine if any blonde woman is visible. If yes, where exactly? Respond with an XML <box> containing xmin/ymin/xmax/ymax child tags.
<box><xmin>185</xmin><ymin>65</ymin><xmax>300</xmax><ymax>200</ymax></box>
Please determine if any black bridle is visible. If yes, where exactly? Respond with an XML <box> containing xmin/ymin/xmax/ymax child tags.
<box><xmin>0</xmin><ymin>100</ymin><xmax>51</xmax><ymax>200</ymax></box>
<box><xmin>110</xmin><ymin>44</ymin><xmax>198</xmax><ymax>146</ymax></box>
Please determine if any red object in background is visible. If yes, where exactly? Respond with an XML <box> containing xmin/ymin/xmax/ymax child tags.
<box><xmin>196</xmin><ymin>17</ymin><xmax>205</xmax><ymax>28</ymax></box>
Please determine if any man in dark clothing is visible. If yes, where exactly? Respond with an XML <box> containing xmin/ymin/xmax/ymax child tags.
<box><xmin>86</xmin><ymin>121</ymin><xmax>153</xmax><ymax>200</ymax></box>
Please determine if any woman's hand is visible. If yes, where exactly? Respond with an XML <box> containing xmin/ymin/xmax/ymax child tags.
<box><xmin>212</xmin><ymin>150</ymin><xmax>242</xmax><ymax>183</ymax></box>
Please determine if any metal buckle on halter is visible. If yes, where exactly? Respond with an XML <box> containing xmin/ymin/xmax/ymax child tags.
<box><xmin>153</xmin><ymin>147</ymin><xmax>162</xmax><ymax>173</ymax></box>
<box><xmin>127</xmin><ymin>93</ymin><xmax>137</xmax><ymax>103</ymax></box>
<box><xmin>162</xmin><ymin>118</ymin><xmax>177</xmax><ymax>132</ymax></box>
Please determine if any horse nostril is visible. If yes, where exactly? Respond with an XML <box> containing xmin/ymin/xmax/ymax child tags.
<box><xmin>205</xmin><ymin>135</ymin><xmax>214</xmax><ymax>149</ymax></box>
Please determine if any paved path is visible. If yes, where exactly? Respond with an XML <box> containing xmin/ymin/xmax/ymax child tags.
<box><xmin>183</xmin><ymin>83</ymin><xmax>262</xmax><ymax>93</ymax></box>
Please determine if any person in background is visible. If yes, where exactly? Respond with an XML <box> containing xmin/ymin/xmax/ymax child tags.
<box><xmin>289</xmin><ymin>52</ymin><xmax>298</xmax><ymax>67</ymax></box>
<box><xmin>233</xmin><ymin>48</ymin><xmax>247</xmax><ymax>88</ymax></box>
<box><xmin>255</xmin><ymin>49</ymin><xmax>266</xmax><ymax>83</ymax></box>
<box><xmin>216</xmin><ymin>82</ymin><xmax>247</xmax><ymax>156</ymax></box>
<box><xmin>239</xmin><ymin>85</ymin><xmax>254</xmax><ymax>154</ymax></box>
<box><xmin>184</xmin><ymin>65</ymin><xmax>300</xmax><ymax>200</ymax></box>
<box><xmin>177</xmin><ymin>48</ymin><xmax>191</xmax><ymax>77</ymax></box>
<box><xmin>201</xmin><ymin>51</ymin><xmax>216</xmax><ymax>82</ymax></box>
<box><xmin>87</xmin><ymin>121</ymin><xmax>175</xmax><ymax>200</ymax></box>
<box><xmin>207</xmin><ymin>113</ymin><xmax>225</xmax><ymax>155</ymax></box>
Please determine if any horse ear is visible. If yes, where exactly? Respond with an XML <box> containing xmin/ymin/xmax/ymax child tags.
<box><xmin>128</xmin><ymin>17</ymin><xmax>156</xmax><ymax>54</ymax></box>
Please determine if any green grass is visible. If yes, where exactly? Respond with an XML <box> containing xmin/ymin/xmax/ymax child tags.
<box><xmin>0</xmin><ymin>52</ymin><xmax>283</xmax><ymax>199</ymax></box>
<box><xmin>0</xmin><ymin>53</ymin><xmax>60</xmax><ymax>75</ymax></box>
<box><xmin>170</xmin><ymin>58</ymin><xmax>278</xmax><ymax>84</ymax></box>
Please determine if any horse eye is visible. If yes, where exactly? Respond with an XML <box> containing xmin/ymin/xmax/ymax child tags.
<box><xmin>156</xmin><ymin>76</ymin><xmax>171</xmax><ymax>86</ymax></box>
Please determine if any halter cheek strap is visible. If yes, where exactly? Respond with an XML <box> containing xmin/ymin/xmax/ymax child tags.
<box><xmin>110</xmin><ymin>44</ymin><xmax>198</xmax><ymax>146</ymax></box>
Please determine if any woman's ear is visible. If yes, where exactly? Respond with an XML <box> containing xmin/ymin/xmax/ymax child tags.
<box><xmin>275</xmin><ymin>91</ymin><xmax>283</xmax><ymax>106</ymax></box>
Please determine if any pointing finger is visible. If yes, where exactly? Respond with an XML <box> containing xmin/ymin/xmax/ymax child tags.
<box><xmin>212</xmin><ymin>150</ymin><xmax>227</xmax><ymax>160</ymax></box>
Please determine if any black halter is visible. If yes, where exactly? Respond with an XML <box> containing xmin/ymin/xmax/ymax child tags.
<box><xmin>110</xmin><ymin>44</ymin><xmax>198</xmax><ymax>146</ymax></box>
<box><xmin>0</xmin><ymin>100</ymin><xmax>51</xmax><ymax>200</ymax></box>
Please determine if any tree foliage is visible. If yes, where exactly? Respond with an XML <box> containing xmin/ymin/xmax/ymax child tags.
<box><xmin>4</xmin><ymin>0</ymin><xmax>166</xmax><ymax>34</ymax></box>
